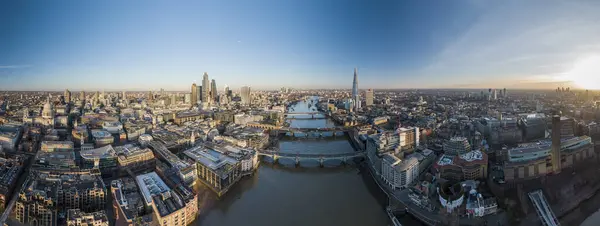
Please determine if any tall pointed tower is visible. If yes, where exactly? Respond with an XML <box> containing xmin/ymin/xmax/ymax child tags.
<box><xmin>352</xmin><ymin>68</ymin><xmax>360</xmax><ymax>112</ymax></box>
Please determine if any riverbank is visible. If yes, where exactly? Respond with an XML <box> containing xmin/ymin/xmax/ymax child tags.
<box><xmin>559</xmin><ymin>183</ymin><xmax>600</xmax><ymax>226</ymax></box>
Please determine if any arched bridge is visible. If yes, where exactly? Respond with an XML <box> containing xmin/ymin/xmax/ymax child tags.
<box><xmin>277</xmin><ymin>127</ymin><xmax>350</xmax><ymax>138</ymax></box>
<box><xmin>285</xmin><ymin>112</ymin><xmax>322</xmax><ymax>115</ymax></box>
<box><xmin>257</xmin><ymin>149</ymin><xmax>366</xmax><ymax>166</ymax></box>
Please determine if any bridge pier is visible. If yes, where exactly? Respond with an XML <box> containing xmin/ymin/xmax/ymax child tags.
<box><xmin>295</xmin><ymin>156</ymin><xmax>300</xmax><ymax>166</ymax></box>
<box><xmin>272</xmin><ymin>154</ymin><xmax>279</xmax><ymax>164</ymax></box>
<box><xmin>319</xmin><ymin>157</ymin><xmax>324</xmax><ymax>167</ymax></box>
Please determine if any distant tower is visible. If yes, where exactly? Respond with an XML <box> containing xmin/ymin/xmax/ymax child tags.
<box><xmin>148</xmin><ymin>91</ymin><xmax>153</xmax><ymax>101</ymax></box>
<box><xmin>64</xmin><ymin>89</ymin><xmax>71</xmax><ymax>103</ymax></box>
<box><xmin>503</xmin><ymin>88</ymin><xmax>507</xmax><ymax>98</ymax></box>
<box><xmin>365</xmin><ymin>89</ymin><xmax>374</xmax><ymax>106</ymax></box>
<box><xmin>191</xmin><ymin>83</ymin><xmax>198</xmax><ymax>106</ymax></box>
<box><xmin>190</xmin><ymin>131</ymin><xmax>196</xmax><ymax>145</ymax></box>
<box><xmin>80</xmin><ymin>91</ymin><xmax>85</xmax><ymax>100</ymax></box>
<box><xmin>241</xmin><ymin>86</ymin><xmax>252</xmax><ymax>105</ymax></box>
<box><xmin>551</xmin><ymin>115</ymin><xmax>562</xmax><ymax>174</ymax></box>
<box><xmin>202</xmin><ymin>72</ymin><xmax>210</xmax><ymax>103</ymax></box>
<box><xmin>352</xmin><ymin>68</ymin><xmax>360</xmax><ymax>112</ymax></box>
<box><xmin>211</xmin><ymin>79</ymin><xmax>217</xmax><ymax>103</ymax></box>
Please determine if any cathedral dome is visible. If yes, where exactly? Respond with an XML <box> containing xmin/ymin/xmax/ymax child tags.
<box><xmin>42</xmin><ymin>101</ymin><xmax>54</xmax><ymax>119</ymax></box>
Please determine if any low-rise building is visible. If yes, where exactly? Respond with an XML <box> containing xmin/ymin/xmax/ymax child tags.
<box><xmin>111</xmin><ymin>178</ymin><xmax>154</xmax><ymax>226</ymax></box>
<box><xmin>115</xmin><ymin>144</ymin><xmax>156</xmax><ymax>175</ymax></box>
<box><xmin>16</xmin><ymin>169</ymin><xmax>107</xmax><ymax>225</ymax></box>
<box><xmin>0</xmin><ymin>155</ymin><xmax>25</xmax><ymax>210</ymax></box>
<box><xmin>66</xmin><ymin>209</ymin><xmax>109</xmax><ymax>226</ymax></box>
<box><xmin>91</xmin><ymin>129</ymin><xmax>114</xmax><ymax>148</ymax></box>
<box><xmin>433</xmin><ymin>150</ymin><xmax>488</xmax><ymax>181</ymax></box>
<box><xmin>40</xmin><ymin>140</ymin><xmax>74</xmax><ymax>152</ymax></box>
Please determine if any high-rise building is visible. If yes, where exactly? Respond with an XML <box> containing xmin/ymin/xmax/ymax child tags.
<box><xmin>64</xmin><ymin>89</ymin><xmax>71</xmax><ymax>103</ymax></box>
<box><xmin>197</xmin><ymin>86</ymin><xmax>202</xmax><ymax>103</ymax></box>
<box><xmin>79</xmin><ymin>91</ymin><xmax>85</xmax><ymax>100</ymax></box>
<box><xmin>352</xmin><ymin>68</ymin><xmax>360</xmax><ymax>112</ymax></box>
<box><xmin>122</xmin><ymin>91</ymin><xmax>126</xmax><ymax>100</ymax></box>
<box><xmin>365</xmin><ymin>89</ymin><xmax>374</xmax><ymax>106</ymax></box>
<box><xmin>493</xmin><ymin>89</ymin><xmax>497</xmax><ymax>100</ymax></box>
<box><xmin>191</xmin><ymin>83</ymin><xmax>198</xmax><ymax>105</ymax></box>
<box><xmin>202</xmin><ymin>72</ymin><xmax>210</xmax><ymax>103</ymax></box>
<box><xmin>241</xmin><ymin>86</ymin><xmax>251</xmax><ymax>105</ymax></box>
<box><xmin>211</xmin><ymin>79</ymin><xmax>217</xmax><ymax>103</ymax></box>
<box><xmin>148</xmin><ymin>91</ymin><xmax>153</xmax><ymax>101</ymax></box>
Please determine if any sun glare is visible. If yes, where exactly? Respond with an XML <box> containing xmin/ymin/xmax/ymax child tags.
<box><xmin>564</xmin><ymin>56</ymin><xmax>600</xmax><ymax>90</ymax></box>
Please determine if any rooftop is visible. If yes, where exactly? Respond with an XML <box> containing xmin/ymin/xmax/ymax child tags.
<box><xmin>80</xmin><ymin>145</ymin><xmax>117</xmax><ymax>160</ymax></box>
<box><xmin>136</xmin><ymin>172</ymin><xmax>170</xmax><ymax>206</ymax></box>
<box><xmin>184</xmin><ymin>145</ymin><xmax>238</xmax><ymax>173</ymax></box>
<box><xmin>91</xmin><ymin>129</ymin><xmax>112</xmax><ymax>138</ymax></box>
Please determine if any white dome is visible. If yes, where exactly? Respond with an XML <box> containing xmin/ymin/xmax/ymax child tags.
<box><xmin>42</xmin><ymin>101</ymin><xmax>54</xmax><ymax>119</ymax></box>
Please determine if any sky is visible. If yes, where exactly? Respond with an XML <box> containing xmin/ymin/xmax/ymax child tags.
<box><xmin>2</xmin><ymin>0</ymin><xmax>600</xmax><ymax>91</ymax></box>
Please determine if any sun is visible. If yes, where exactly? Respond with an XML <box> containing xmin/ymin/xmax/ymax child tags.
<box><xmin>564</xmin><ymin>56</ymin><xmax>600</xmax><ymax>90</ymax></box>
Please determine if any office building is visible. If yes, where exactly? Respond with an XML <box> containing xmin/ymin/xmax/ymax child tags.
<box><xmin>80</xmin><ymin>145</ymin><xmax>118</xmax><ymax>175</ymax></box>
<box><xmin>135</xmin><ymin>172</ymin><xmax>198</xmax><ymax>226</ymax></box>
<box><xmin>241</xmin><ymin>86</ymin><xmax>251</xmax><ymax>105</ymax></box>
<box><xmin>433</xmin><ymin>150</ymin><xmax>488</xmax><ymax>181</ymax></box>
<box><xmin>115</xmin><ymin>144</ymin><xmax>156</xmax><ymax>175</ymax></box>
<box><xmin>559</xmin><ymin>116</ymin><xmax>575</xmax><ymax>137</ymax></box>
<box><xmin>40</xmin><ymin>141</ymin><xmax>74</xmax><ymax>152</ymax></box>
<box><xmin>202</xmin><ymin>72</ymin><xmax>210</xmax><ymax>103</ymax></box>
<box><xmin>183</xmin><ymin>145</ymin><xmax>241</xmax><ymax>196</ymax></box>
<box><xmin>352</xmin><ymin>68</ymin><xmax>360</xmax><ymax>112</ymax></box>
<box><xmin>366</xmin><ymin>128</ymin><xmax>420</xmax><ymax>175</ymax></box>
<box><xmin>443</xmin><ymin>137</ymin><xmax>471</xmax><ymax>156</ymax></box>
<box><xmin>0</xmin><ymin>124</ymin><xmax>22</xmax><ymax>151</ymax></box>
<box><xmin>91</xmin><ymin>130</ymin><xmax>114</xmax><ymax>147</ymax></box>
<box><xmin>111</xmin><ymin>178</ymin><xmax>154</xmax><ymax>226</ymax></box>
<box><xmin>65</xmin><ymin>89</ymin><xmax>72</xmax><ymax>103</ymax></box>
<box><xmin>365</xmin><ymin>89</ymin><xmax>374</xmax><ymax>106</ymax></box>
<box><xmin>191</xmin><ymin>83</ymin><xmax>198</xmax><ymax>106</ymax></box>
<box><xmin>211</xmin><ymin>79</ymin><xmax>217</xmax><ymax>103</ymax></box>
<box><xmin>381</xmin><ymin>153</ymin><xmax>419</xmax><ymax>189</ymax></box>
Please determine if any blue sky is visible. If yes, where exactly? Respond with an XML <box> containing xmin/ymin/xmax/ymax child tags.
<box><xmin>2</xmin><ymin>0</ymin><xmax>600</xmax><ymax>91</ymax></box>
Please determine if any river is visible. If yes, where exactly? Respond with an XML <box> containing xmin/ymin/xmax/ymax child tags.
<box><xmin>194</xmin><ymin>97</ymin><xmax>424</xmax><ymax>226</ymax></box>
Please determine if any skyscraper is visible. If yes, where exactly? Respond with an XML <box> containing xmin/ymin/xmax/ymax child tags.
<box><xmin>64</xmin><ymin>89</ymin><xmax>71</xmax><ymax>103</ymax></box>
<box><xmin>241</xmin><ymin>86</ymin><xmax>251</xmax><ymax>105</ymax></box>
<box><xmin>79</xmin><ymin>91</ymin><xmax>85</xmax><ymax>100</ymax></box>
<box><xmin>191</xmin><ymin>83</ymin><xmax>198</xmax><ymax>105</ymax></box>
<box><xmin>224</xmin><ymin>85</ymin><xmax>230</xmax><ymax>96</ymax></box>
<box><xmin>148</xmin><ymin>91</ymin><xmax>153</xmax><ymax>101</ymax></box>
<box><xmin>365</xmin><ymin>89</ymin><xmax>374</xmax><ymax>106</ymax></box>
<box><xmin>202</xmin><ymin>72</ymin><xmax>210</xmax><ymax>103</ymax></box>
<box><xmin>352</xmin><ymin>68</ymin><xmax>360</xmax><ymax>112</ymax></box>
<box><xmin>197</xmin><ymin>86</ymin><xmax>202</xmax><ymax>103</ymax></box>
<box><xmin>211</xmin><ymin>79</ymin><xmax>217</xmax><ymax>103</ymax></box>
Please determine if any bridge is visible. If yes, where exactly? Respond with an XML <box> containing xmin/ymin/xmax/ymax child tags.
<box><xmin>285</xmin><ymin>112</ymin><xmax>322</xmax><ymax>115</ymax></box>
<box><xmin>257</xmin><ymin>149</ymin><xmax>365</xmax><ymax>167</ymax></box>
<box><xmin>528</xmin><ymin>190</ymin><xmax>560</xmax><ymax>226</ymax></box>
<box><xmin>277</xmin><ymin>127</ymin><xmax>350</xmax><ymax>138</ymax></box>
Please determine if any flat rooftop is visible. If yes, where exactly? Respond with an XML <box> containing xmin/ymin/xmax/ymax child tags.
<box><xmin>80</xmin><ymin>145</ymin><xmax>117</xmax><ymax>159</ymax></box>
<box><xmin>184</xmin><ymin>145</ymin><xmax>238</xmax><ymax>171</ymax></box>
<box><xmin>136</xmin><ymin>172</ymin><xmax>170</xmax><ymax>206</ymax></box>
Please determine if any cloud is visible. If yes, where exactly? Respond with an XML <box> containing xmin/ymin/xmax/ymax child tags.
<box><xmin>417</xmin><ymin>0</ymin><xmax>600</xmax><ymax>88</ymax></box>
<box><xmin>0</xmin><ymin>65</ymin><xmax>32</xmax><ymax>69</ymax></box>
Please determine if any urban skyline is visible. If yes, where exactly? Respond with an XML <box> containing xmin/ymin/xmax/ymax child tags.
<box><xmin>2</xmin><ymin>0</ymin><xmax>600</xmax><ymax>91</ymax></box>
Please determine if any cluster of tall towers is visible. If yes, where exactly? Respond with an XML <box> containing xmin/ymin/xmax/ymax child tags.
<box><xmin>191</xmin><ymin>72</ymin><xmax>218</xmax><ymax>106</ymax></box>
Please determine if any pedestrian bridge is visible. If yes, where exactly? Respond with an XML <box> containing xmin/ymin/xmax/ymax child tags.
<box><xmin>257</xmin><ymin>149</ymin><xmax>366</xmax><ymax>167</ymax></box>
<box><xmin>528</xmin><ymin>190</ymin><xmax>560</xmax><ymax>226</ymax></box>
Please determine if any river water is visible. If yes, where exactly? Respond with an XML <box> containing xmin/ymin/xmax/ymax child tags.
<box><xmin>194</xmin><ymin>97</ymin><xmax>423</xmax><ymax>226</ymax></box>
